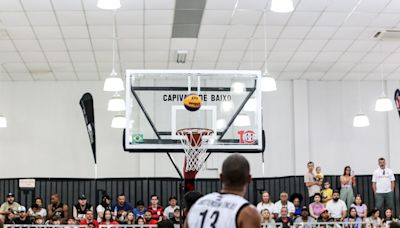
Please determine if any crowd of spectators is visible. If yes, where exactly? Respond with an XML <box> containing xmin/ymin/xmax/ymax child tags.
<box><xmin>0</xmin><ymin>157</ymin><xmax>397</xmax><ymax>228</ymax></box>
<box><xmin>256</xmin><ymin>158</ymin><xmax>397</xmax><ymax>228</ymax></box>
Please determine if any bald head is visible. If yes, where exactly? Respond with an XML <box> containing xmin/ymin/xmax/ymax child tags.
<box><xmin>221</xmin><ymin>153</ymin><xmax>250</xmax><ymax>188</ymax></box>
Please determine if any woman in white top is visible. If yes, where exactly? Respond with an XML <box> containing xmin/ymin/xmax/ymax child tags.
<box><xmin>28</xmin><ymin>197</ymin><xmax>47</xmax><ymax>219</ymax></box>
<box><xmin>96</xmin><ymin>194</ymin><xmax>112</xmax><ymax>222</ymax></box>
<box><xmin>257</xmin><ymin>191</ymin><xmax>275</xmax><ymax>214</ymax></box>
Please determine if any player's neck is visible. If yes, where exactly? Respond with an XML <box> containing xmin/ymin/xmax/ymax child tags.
<box><xmin>221</xmin><ymin>186</ymin><xmax>246</xmax><ymax>197</ymax></box>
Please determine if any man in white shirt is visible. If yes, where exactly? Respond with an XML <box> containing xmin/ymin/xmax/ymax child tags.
<box><xmin>372</xmin><ymin>157</ymin><xmax>395</xmax><ymax>214</ymax></box>
<box><xmin>274</xmin><ymin>192</ymin><xmax>295</xmax><ymax>218</ymax></box>
<box><xmin>326</xmin><ymin>189</ymin><xmax>347</xmax><ymax>221</ymax></box>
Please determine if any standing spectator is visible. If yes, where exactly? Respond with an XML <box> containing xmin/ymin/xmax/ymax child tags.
<box><xmin>163</xmin><ymin>196</ymin><xmax>179</xmax><ymax>219</ymax></box>
<box><xmin>73</xmin><ymin>194</ymin><xmax>93</xmax><ymax>221</ymax></box>
<box><xmin>290</xmin><ymin>193</ymin><xmax>303</xmax><ymax>217</ymax></box>
<box><xmin>304</xmin><ymin>162</ymin><xmax>321</xmax><ymax>201</ymax></box>
<box><xmin>143</xmin><ymin>210</ymin><xmax>157</xmax><ymax>225</ymax></box>
<box><xmin>0</xmin><ymin>193</ymin><xmax>21</xmax><ymax>222</ymax></box>
<box><xmin>100</xmin><ymin>209</ymin><xmax>119</xmax><ymax>226</ymax></box>
<box><xmin>351</xmin><ymin>195</ymin><xmax>368</xmax><ymax>219</ymax></box>
<box><xmin>13</xmin><ymin>206</ymin><xmax>32</xmax><ymax>225</ymax></box>
<box><xmin>340</xmin><ymin>166</ymin><xmax>356</xmax><ymax>209</ymax></box>
<box><xmin>112</xmin><ymin>193</ymin><xmax>133</xmax><ymax>222</ymax></box>
<box><xmin>47</xmin><ymin>193</ymin><xmax>69</xmax><ymax>221</ymax></box>
<box><xmin>28</xmin><ymin>197</ymin><xmax>47</xmax><ymax>219</ymax></box>
<box><xmin>276</xmin><ymin>207</ymin><xmax>294</xmax><ymax>228</ymax></box>
<box><xmin>133</xmin><ymin>200</ymin><xmax>146</xmax><ymax>219</ymax></box>
<box><xmin>260</xmin><ymin>208</ymin><xmax>276</xmax><ymax>225</ymax></box>
<box><xmin>382</xmin><ymin>208</ymin><xmax>397</xmax><ymax>227</ymax></box>
<box><xmin>96</xmin><ymin>194</ymin><xmax>111</xmax><ymax>222</ymax></box>
<box><xmin>147</xmin><ymin>195</ymin><xmax>164</xmax><ymax>222</ymax></box>
<box><xmin>309</xmin><ymin>193</ymin><xmax>325</xmax><ymax>219</ymax></box>
<box><xmin>79</xmin><ymin>210</ymin><xmax>98</xmax><ymax>228</ymax></box>
<box><xmin>294</xmin><ymin>207</ymin><xmax>316</xmax><ymax>228</ymax></box>
<box><xmin>344</xmin><ymin>207</ymin><xmax>362</xmax><ymax>228</ymax></box>
<box><xmin>257</xmin><ymin>191</ymin><xmax>276</xmax><ymax>214</ymax></box>
<box><xmin>326</xmin><ymin>189</ymin><xmax>347</xmax><ymax>221</ymax></box>
<box><xmin>364</xmin><ymin>208</ymin><xmax>382</xmax><ymax>228</ymax></box>
<box><xmin>274</xmin><ymin>192</ymin><xmax>295</xmax><ymax>218</ymax></box>
<box><xmin>321</xmin><ymin>181</ymin><xmax>333</xmax><ymax>206</ymax></box>
<box><xmin>372</xmin><ymin>158</ymin><xmax>395</xmax><ymax>214</ymax></box>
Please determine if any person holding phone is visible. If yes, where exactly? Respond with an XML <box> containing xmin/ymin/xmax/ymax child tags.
<box><xmin>340</xmin><ymin>166</ymin><xmax>356</xmax><ymax>209</ymax></box>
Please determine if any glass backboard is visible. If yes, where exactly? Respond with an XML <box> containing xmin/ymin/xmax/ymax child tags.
<box><xmin>124</xmin><ymin>70</ymin><xmax>264</xmax><ymax>153</ymax></box>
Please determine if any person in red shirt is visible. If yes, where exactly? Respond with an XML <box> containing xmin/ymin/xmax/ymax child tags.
<box><xmin>143</xmin><ymin>211</ymin><xmax>157</xmax><ymax>225</ymax></box>
<box><xmin>147</xmin><ymin>195</ymin><xmax>164</xmax><ymax>222</ymax></box>
<box><xmin>99</xmin><ymin>209</ymin><xmax>119</xmax><ymax>227</ymax></box>
<box><xmin>79</xmin><ymin>210</ymin><xmax>99</xmax><ymax>228</ymax></box>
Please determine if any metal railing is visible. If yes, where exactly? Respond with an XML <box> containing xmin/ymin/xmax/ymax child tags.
<box><xmin>259</xmin><ymin>221</ymin><xmax>383</xmax><ymax>228</ymax></box>
<box><xmin>4</xmin><ymin>226</ymin><xmax>87</xmax><ymax>228</ymax></box>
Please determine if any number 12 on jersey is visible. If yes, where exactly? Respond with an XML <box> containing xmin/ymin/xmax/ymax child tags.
<box><xmin>200</xmin><ymin>210</ymin><xmax>220</xmax><ymax>228</ymax></box>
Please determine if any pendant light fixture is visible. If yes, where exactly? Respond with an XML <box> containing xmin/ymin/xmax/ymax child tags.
<box><xmin>375</xmin><ymin>51</ymin><xmax>393</xmax><ymax>112</ymax></box>
<box><xmin>0</xmin><ymin>114</ymin><xmax>7</xmax><ymax>128</ymax></box>
<box><xmin>270</xmin><ymin>0</ymin><xmax>294</xmax><ymax>13</ymax></box>
<box><xmin>353</xmin><ymin>76</ymin><xmax>369</xmax><ymax>127</ymax></box>
<box><xmin>103</xmin><ymin>11</ymin><xmax>124</xmax><ymax>92</ymax></box>
<box><xmin>107</xmin><ymin>92</ymin><xmax>126</xmax><ymax>111</ymax></box>
<box><xmin>111</xmin><ymin>114</ymin><xmax>126</xmax><ymax>128</ymax></box>
<box><xmin>261</xmin><ymin>10</ymin><xmax>277</xmax><ymax>92</ymax></box>
<box><xmin>97</xmin><ymin>0</ymin><xmax>121</xmax><ymax>10</ymax></box>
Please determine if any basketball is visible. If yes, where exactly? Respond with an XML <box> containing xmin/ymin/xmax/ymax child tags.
<box><xmin>183</xmin><ymin>94</ymin><xmax>202</xmax><ymax>111</ymax></box>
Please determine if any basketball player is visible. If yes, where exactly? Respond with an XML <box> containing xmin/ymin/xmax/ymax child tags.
<box><xmin>184</xmin><ymin>153</ymin><xmax>261</xmax><ymax>228</ymax></box>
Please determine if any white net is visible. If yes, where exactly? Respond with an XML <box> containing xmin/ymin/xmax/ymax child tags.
<box><xmin>176</xmin><ymin>128</ymin><xmax>214</xmax><ymax>172</ymax></box>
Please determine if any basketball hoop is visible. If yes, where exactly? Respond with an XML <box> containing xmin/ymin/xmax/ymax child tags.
<box><xmin>176</xmin><ymin>128</ymin><xmax>214</xmax><ymax>172</ymax></box>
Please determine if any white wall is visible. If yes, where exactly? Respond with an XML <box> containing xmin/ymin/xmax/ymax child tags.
<box><xmin>0</xmin><ymin>80</ymin><xmax>399</xmax><ymax>178</ymax></box>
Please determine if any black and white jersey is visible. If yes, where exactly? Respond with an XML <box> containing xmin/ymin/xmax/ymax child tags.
<box><xmin>187</xmin><ymin>192</ymin><xmax>249</xmax><ymax>228</ymax></box>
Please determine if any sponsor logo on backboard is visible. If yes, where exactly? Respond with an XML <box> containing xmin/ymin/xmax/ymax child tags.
<box><xmin>238</xmin><ymin>130</ymin><xmax>256</xmax><ymax>144</ymax></box>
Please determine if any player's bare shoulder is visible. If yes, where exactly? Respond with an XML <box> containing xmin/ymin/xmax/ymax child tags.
<box><xmin>237</xmin><ymin>204</ymin><xmax>261</xmax><ymax>228</ymax></box>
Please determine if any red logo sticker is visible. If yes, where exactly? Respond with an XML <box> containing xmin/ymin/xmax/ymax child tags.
<box><xmin>238</xmin><ymin>130</ymin><xmax>256</xmax><ymax>144</ymax></box>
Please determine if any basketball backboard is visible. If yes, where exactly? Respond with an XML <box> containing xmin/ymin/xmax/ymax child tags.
<box><xmin>124</xmin><ymin>70</ymin><xmax>264</xmax><ymax>153</ymax></box>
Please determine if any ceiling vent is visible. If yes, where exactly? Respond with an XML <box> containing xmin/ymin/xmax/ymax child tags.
<box><xmin>373</xmin><ymin>29</ymin><xmax>400</xmax><ymax>40</ymax></box>
<box><xmin>176</xmin><ymin>50</ymin><xmax>188</xmax><ymax>64</ymax></box>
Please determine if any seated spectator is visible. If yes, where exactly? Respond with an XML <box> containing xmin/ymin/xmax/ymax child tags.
<box><xmin>351</xmin><ymin>195</ymin><xmax>367</xmax><ymax>219</ymax></box>
<box><xmin>276</xmin><ymin>207</ymin><xmax>294</xmax><ymax>228</ymax></box>
<box><xmin>260</xmin><ymin>208</ymin><xmax>275</xmax><ymax>225</ymax></box>
<box><xmin>274</xmin><ymin>192</ymin><xmax>295</xmax><ymax>218</ymax></box>
<box><xmin>67</xmin><ymin>217</ymin><xmax>76</xmax><ymax>225</ymax></box>
<box><xmin>13</xmin><ymin>206</ymin><xmax>32</xmax><ymax>225</ymax></box>
<box><xmin>364</xmin><ymin>208</ymin><xmax>382</xmax><ymax>228</ymax></box>
<box><xmin>257</xmin><ymin>191</ymin><xmax>276</xmax><ymax>214</ymax></box>
<box><xmin>112</xmin><ymin>193</ymin><xmax>133</xmax><ymax>222</ymax></box>
<box><xmin>157</xmin><ymin>219</ymin><xmax>174</xmax><ymax>228</ymax></box>
<box><xmin>79</xmin><ymin>210</ymin><xmax>98</xmax><ymax>228</ymax></box>
<box><xmin>100</xmin><ymin>209</ymin><xmax>119</xmax><ymax>226</ymax></box>
<box><xmin>147</xmin><ymin>194</ymin><xmax>164</xmax><ymax>222</ymax></box>
<box><xmin>122</xmin><ymin>211</ymin><xmax>135</xmax><ymax>225</ymax></box>
<box><xmin>317</xmin><ymin>209</ymin><xmax>333</xmax><ymax>223</ymax></box>
<box><xmin>143</xmin><ymin>210</ymin><xmax>157</xmax><ymax>225</ymax></box>
<box><xmin>135</xmin><ymin>216</ymin><xmax>145</xmax><ymax>225</ymax></box>
<box><xmin>47</xmin><ymin>193</ymin><xmax>69</xmax><ymax>221</ymax></box>
<box><xmin>290</xmin><ymin>193</ymin><xmax>303</xmax><ymax>217</ymax></box>
<box><xmin>169</xmin><ymin>208</ymin><xmax>181</xmax><ymax>225</ymax></box>
<box><xmin>321</xmin><ymin>182</ymin><xmax>333</xmax><ymax>206</ymax></box>
<box><xmin>164</xmin><ymin>196</ymin><xmax>179</xmax><ymax>219</ymax></box>
<box><xmin>382</xmin><ymin>208</ymin><xmax>398</xmax><ymax>227</ymax></box>
<box><xmin>0</xmin><ymin>193</ymin><xmax>21</xmax><ymax>222</ymax></box>
<box><xmin>294</xmin><ymin>207</ymin><xmax>316</xmax><ymax>228</ymax></box>
<box><xmin>96</xmin><ymin>194</ymin><xmax>111</xmax><ymax>222</ymax></box>
<box><xmin>34</xmin><ymin>215</ymin><xmax>45</xmax><ymax>225</ymax></box>
<box><xmin>4</xmin><ymin>211</ymin><xmax>15</xmax><ymax>225</ymax></box>
<box><xmin>326</xmin><ymin>189</ymin><xmax>347</xmax><ymax>221</ymax></box>
<box><xmin>28</xmin><ymin>197</ymin><xmax>47</xmax><ymax>220</ymax></box>
<box><xmin>309</xmin><ymin>193</ymin><xmax>325</xmax><ymax>219</ymax></box>
<box><xmin>344</xmin><ymin>207</ymin><xmax>362</xmax><ymax>228</ymax></box>
<box><xmin>133</xmin><ymin>200</ymin><xmax>146</xmax><ymax>219</ymax></box>
<box><xmin>52</xmin><ymin>216</ymin><xmax>62</xmax><ymax>225</ymax></box>
<box><xmin>87</xmin><ymin>222</ymin><xmax>95</xmax><ymax>228</ymax></box>
<box><xmin>73</xmin><ymin>194</ymin><xmax>93</xmax><ymax>221</ymax></box>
